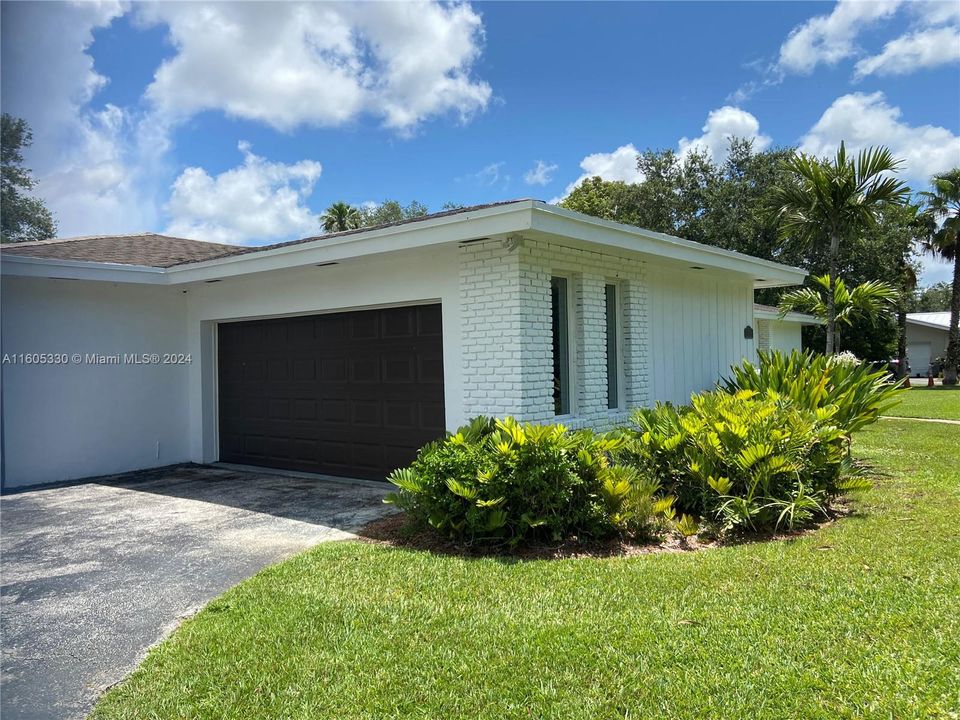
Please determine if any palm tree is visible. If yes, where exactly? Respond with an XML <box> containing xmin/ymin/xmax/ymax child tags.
<box><xmin>778</xmin><ymin>274</ymin><xmax>898</xmax><ymax>352</ymax></box>
<box><xmin>772</xmin><ymin>142</ymin><xmax>910</xmax><ymax>353</ymax></box>
<box><xmin>320</xmin><ymin>201</ymin><xmax>361</xmax><ymax>233</ymax></box>
<box><xmin>896</xmin><ymin>260</ymin><xmax>918</xmax><ymax>381</ymax></box>
<box><xmin>919</xmin><ymin>168</ymin><xmax>960</xmax><ymax>385</ymax></box>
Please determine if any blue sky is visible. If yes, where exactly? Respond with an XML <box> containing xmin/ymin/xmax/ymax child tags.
<box><xmin>2</xmin><ymin>1</ymin><xmax>959</xmax><ymax>282</ymax></box>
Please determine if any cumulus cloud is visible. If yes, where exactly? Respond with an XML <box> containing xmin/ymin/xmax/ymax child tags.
<box><xmin>557</xmin><ymin>144</ymin><xmax>643</xmax><ymax>199</ymax></box>
<box><xmin>0</xmin><ymin>1</ymin><xmax>154</xmax><ymax>236</ymax></box>
<box><xmin>137</xmin><ymin>1</ymin><xmax>491</xmax><ymax>133</ymax></box>
<box><xmin>164</xmin><ymin>142</ymin><xmax>322</xmax><ymax>245</ymax></box>
<box><xmin>854</xmin><ymin>25</ymin><xmax>960</xmax><ymax>78</ymax></box>
<box><xmin>777</xmin><ymin>0</ymin><xmax>902</xmax><ymax>74</ymax></box>
<box><xmin>523</xmin><ymin>160</ymin><xmax>558</xmax><ymax>186</ymax></box>
<box><xmin>799</xmin><ymin>92</ymin><xmax>960</xmax><ymax>184</ymax></box>
<box><xmin>677</xmin><ymin>106</ymin><xmax>771</xmax><ymax>164</ymax></box>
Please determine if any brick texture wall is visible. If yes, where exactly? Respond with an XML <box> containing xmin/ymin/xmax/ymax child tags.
<box><xmin>756</xmin><ymin>319</ymin><xmax>771</xmax><ymax>354</ymax></box>
<box><xmin>460</xmin><ymin>235</ymin><xmax>648</xmax><ymax>430</ymax></box>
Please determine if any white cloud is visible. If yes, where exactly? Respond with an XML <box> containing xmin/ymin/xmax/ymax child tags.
<box><xmin>913</xmin><ymin>0</ymin><xmax>960</xmax><ymax>26</ymax></box>
<box><xmin>459</xmin><ymin>161</ymin><xmax>510</xmax><ymax>189</ymax></box>
<box><xmin>799</xmin><ymin>92</ymin><xmax>960</xmax><ymax>184</ymax></box>
<box><xmin>0</xmin><ymin>1</ymin><xmax>154</xmax><ymax>236</ymax></box>
<box><xmin>558</xmin><ymin>144</ymin><xmax>643</xmax><ymax>199</ymax></box>
<box><xmin>137</xmin><ymin>1</ymin><xmax>491</xmax><ymax>134</ymax></box>
<box><xmin>678</xmin><ymin>106</ymin><xmax>771</xmax><ymax>164</ymax></box>
<box><xmin>918</xmin><ymin>253</ymin><xmax>954</xmax><ymax>286</ymax></box>
<box><xmin>523</xmin><ymin>160</ymin><xmax>558</xmax><ymax>186</ymax></box>
<box><xmin>164</xmin><ymin>142</ymin><xmax>322</xmax><ymax>245</ymax></box>
<box><xmin>854</xmin><ymin>25</ymin><xmax>960</xmax><ymax>78</ymax></box>
<box><xmin>777</xmin><ymin>0</ymin><xmax>902</xmax><ymax>74</ymax></box>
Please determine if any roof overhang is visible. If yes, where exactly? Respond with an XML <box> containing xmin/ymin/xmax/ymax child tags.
<box><xmin>753</xmin><ymin>307</ymin><xmax>822</xmax><ymax>325</ymax></box>
<box><xmin>1</xmin><ymin>200</ymin><xmax>807</xmax><ymax>289</ymax></box>
<box><xmin>905</xmin><ymin>317</ymin><xmax>951</xmax><ymax>331</ymax></box>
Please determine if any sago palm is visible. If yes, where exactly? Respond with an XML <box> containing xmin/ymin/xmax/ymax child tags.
<box><xmin>771</xmin><ymin>142</ymin><xmax>910</xmax><ymax>353</ymax></box>
<box><xmin>918</xmin><ymin>168</ymin><xmax>960</xmax><ymax>385</ymax></box>
<box><xmin>320</xmin><ymin>201</ymin><xmax>361</xmax><ymax>233</ymax></box>
<box><xmin>778</xmin><ymin>274</ymin><xmax>898</xmax><ymax>351</ymax></box>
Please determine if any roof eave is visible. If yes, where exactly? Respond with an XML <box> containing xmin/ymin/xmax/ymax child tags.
<box><xmin>528</xmin><ymin>202</ymin><xmax>806</xmax><ymax>288</ymax></box>
<box><xmin>753</xmin><ymin>308</ymin><xmax>822</xmax><ymax>325</ymax></box>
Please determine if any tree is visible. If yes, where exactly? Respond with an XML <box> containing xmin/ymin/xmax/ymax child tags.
<box><xmin>771</xmin><ymin>143</ymin><xmax>910</xmax><ymax>354</ymax></box>
<box><xmin>919</xmin><ymin>168</ymin><xmax>960</xmax><ymax>385</ymax></box>
<box><xmin>911</xmin><ymin>282</ymin><xmax>952</xmax><ymax>312</ymax></box>
<box><xmin>320</xmin><ymin>201</ymin><xmax>361</xmax><ymax>233</ymax></box>
<box><xmin>357</xmin><ymin>200</ymin><xmax>429</xmax><ymax>228</ymax></box>
<box><xmin>778</xmin><ymin>275</ymin><xmax>899</xmax><ymax>352</ymax></box>
<box><xmin>1</xmin><ymin>113</ymin><xmax>57</xmax><ymax>243</ymax></box>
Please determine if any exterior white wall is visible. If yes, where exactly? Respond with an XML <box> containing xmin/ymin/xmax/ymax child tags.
<box><xmin>905</xmin><ymin>322</ymin><xmax>949</xmax><ymax>376</ymax></box>
<box><xmin>2</xmin><ymin>236</ymin><xmax>764</xmax><ymax>487</ymax></box>
<box><xmin>1</xmin><ymin>276</ymin><xmax>191</xmax><ymax>488</ymax></box>
<box><xmin>756</xmin><ymin>318</ymin><xmax>803</xmax><ymax>358</ymax></box>
<box><xmin>183</xmin><ymin>245</ymin><xmax>463</xmax><ymax>463</ymax></box>
<box><xmin>647</xmin><ymin>266</ymin><xmax>755</xmax><ymax>405</ymax></box>
<box><xmin>460</xmin><ymin>236</ymin><xmax>647</xmax><ymax>429</ymax></box>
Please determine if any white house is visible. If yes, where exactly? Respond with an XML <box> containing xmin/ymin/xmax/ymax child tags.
<box><xmin>905</xmin><ymin>312</ymin><xmax>951</xmax><ymax>377</ymax></box>
<box><xmin>752</xmin><ymin>304</ymin><xmax>819</xmax><ymax>358</ymax></box>
<box><xmin>0</xmin><ymin>200</ymin><xmax>806</xmax><ymax>489</ymax></box>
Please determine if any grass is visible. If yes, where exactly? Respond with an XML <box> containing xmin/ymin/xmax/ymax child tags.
<box><xmin>93</xmin><ymin>405</ymin><xmax>960</xmax><ymax>719</ymax></box>
<box><xmin>885</xmin><ymin>384</ymin><xmax>960</xmax><ymax>421</ymax></box>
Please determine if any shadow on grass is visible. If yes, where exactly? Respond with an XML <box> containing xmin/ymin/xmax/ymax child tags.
<box><xmin>355</xmin><ymin>506</ymin><xmax>858</xmax><ymax>563</ymax></box>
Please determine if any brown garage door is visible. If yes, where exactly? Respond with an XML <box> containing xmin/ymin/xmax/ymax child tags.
<box><xmin>218</xmin><ymin>304</ymin><xmax>445</xmax><ymax>480</ymax></box>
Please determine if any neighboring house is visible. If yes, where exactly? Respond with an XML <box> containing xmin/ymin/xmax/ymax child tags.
<box><xmin>752</xmin><ymin>303</ymin><xmax>820</xmax><ymax>358</ymax></box>
<box><xmin>0</xmin><ymin>200</ymin><xmax>806</xmax><ymax>489</ymax></box>
<box><xmin>905</xmin><ymin>312</ymin><xmax>951</xmax><ymax>377</ymax></box>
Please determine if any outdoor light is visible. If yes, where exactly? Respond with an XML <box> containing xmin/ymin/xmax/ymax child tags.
<box><xmin>744</xmin><ymin>325</ymin><xmax>754</xmax><ymax>339</ymax></box>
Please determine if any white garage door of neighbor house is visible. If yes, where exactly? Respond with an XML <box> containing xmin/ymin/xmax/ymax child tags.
<box><xmin>909</xmin><ymin>342</ymin><xmax>932</xmax><ymax>377</ymax></box>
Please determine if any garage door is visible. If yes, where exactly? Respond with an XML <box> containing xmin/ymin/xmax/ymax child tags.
<box><xmin>908</xmin><ymin>342</ymin><xmax>932</xmax><ymax>378</ymax></box>
<box><xmin>218</xmin><ymin>304</ymin><xmax>445</xmax><ymax>480</ymax></box>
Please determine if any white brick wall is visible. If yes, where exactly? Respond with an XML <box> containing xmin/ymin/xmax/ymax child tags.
<box><xmin>756</xmin><ymin>319</ymin><xmax>771</xmax><ymax>354</ymax></box>
<box><xmin>460</xmin><ymin>235</ymin><xmax>647</xmax><ymax>431</ymax></box>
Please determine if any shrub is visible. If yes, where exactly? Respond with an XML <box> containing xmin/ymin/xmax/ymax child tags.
<box><xmin>386</xmin><ymin>417</ymin><xmax>674</xmax><ymax>545</ymax></box>
<box><xmin>615</xmin><ymin>390</ymin><xmax>870</xmax><ymax>532</ymax></box>
<box><xmin>723</xmin><ymin>350</ymin><xmax>903</xmax><ymax>434</ymax></box>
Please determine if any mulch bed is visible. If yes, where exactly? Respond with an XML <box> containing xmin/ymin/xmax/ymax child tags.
<box><xmin>356</xmin><ymin>504</ymin><xmax>854</xmax><ymax>560</ymax></box>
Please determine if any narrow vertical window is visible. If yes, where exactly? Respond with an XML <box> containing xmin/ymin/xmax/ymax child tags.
<box><xmin>551</xmin><ymin>276</ymin><xmax>570</xmax><ymax>415</ymax></box>
<box><xmin>605</xmin><ymin>283</ymin><xmax>620</xmax><ymax>409</ymax></box>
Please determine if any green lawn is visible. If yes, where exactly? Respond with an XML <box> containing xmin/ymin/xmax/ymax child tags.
<box><xmin>886</xmin><ymin>385</ymin><xmax>960</xmax><ymax>421</ymax></box>
<box><xmin>93</xmin><ymin>414</ymin><xmax>960</xmax><ymax>719</ymax></box>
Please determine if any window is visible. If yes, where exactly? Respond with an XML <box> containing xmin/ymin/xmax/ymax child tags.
<box><xmin>551</xmin><ymin>276</ymin><xmax>570</xmax><ymax>415</ymax></box>
<box><xmin>605</xmin><ymin>283</ymin><xmax>621</xmax><ymax>409</ymax></box>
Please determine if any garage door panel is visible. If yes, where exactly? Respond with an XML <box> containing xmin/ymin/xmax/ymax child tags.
<box><xmin>218</xmin><ymin>304</ymin><xmax>445</xmax><ymax>480</ymax></box>
<box><xmin>419</xmin><ymin>402</ymin><xmax>446</xmax><ymax>430</ymax></box>
<box><xmin>351</xmin><ymin>400</ymin><xmax>381</xmax><ymax>426</ymax></box>
<box><xmin>350</xmin><ymin>313</ymin><xmax>380</xmax><ymax>339</ymax></box>
<box><xmin>418</xmin><ymin>305</ymin><xmax>443</xmax><ymax>336</ymax></box>
<box><xmin>383</xmin><ymin>355</ymin><xmax>415</xmax><ymax>383</ymax></box>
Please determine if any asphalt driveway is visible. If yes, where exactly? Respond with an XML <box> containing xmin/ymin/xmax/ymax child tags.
<box><xmin>0</xmin><ymin>464</ymin><xmax>390</xmax><ymax>720</ymax></box>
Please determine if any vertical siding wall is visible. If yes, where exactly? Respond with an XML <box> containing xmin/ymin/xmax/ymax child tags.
<box><xmin>460</xmin><ymin>236</ymin><xmax>648</xmax><ymax>429</ymax></box>
<box><xmin>647</xmin><ymin>266</ymin><xmax>756</xmax><ymax>405</ymax></box>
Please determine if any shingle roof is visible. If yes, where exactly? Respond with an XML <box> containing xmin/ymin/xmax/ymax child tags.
<box><xmin>0</xmin><ymin>200</ymin><xmax>534</xmax><ymax>269</ymax></box>
<box><xmin>0</xmin><ymin>233</ymin><xmax>245</xmax><ymax>268</ymax></box>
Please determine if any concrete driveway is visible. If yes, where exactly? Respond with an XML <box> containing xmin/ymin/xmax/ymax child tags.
<box><xmin>0</xmin><ymin>464</ymin><xmax>390</xmax><ymax>720</ymax></box>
